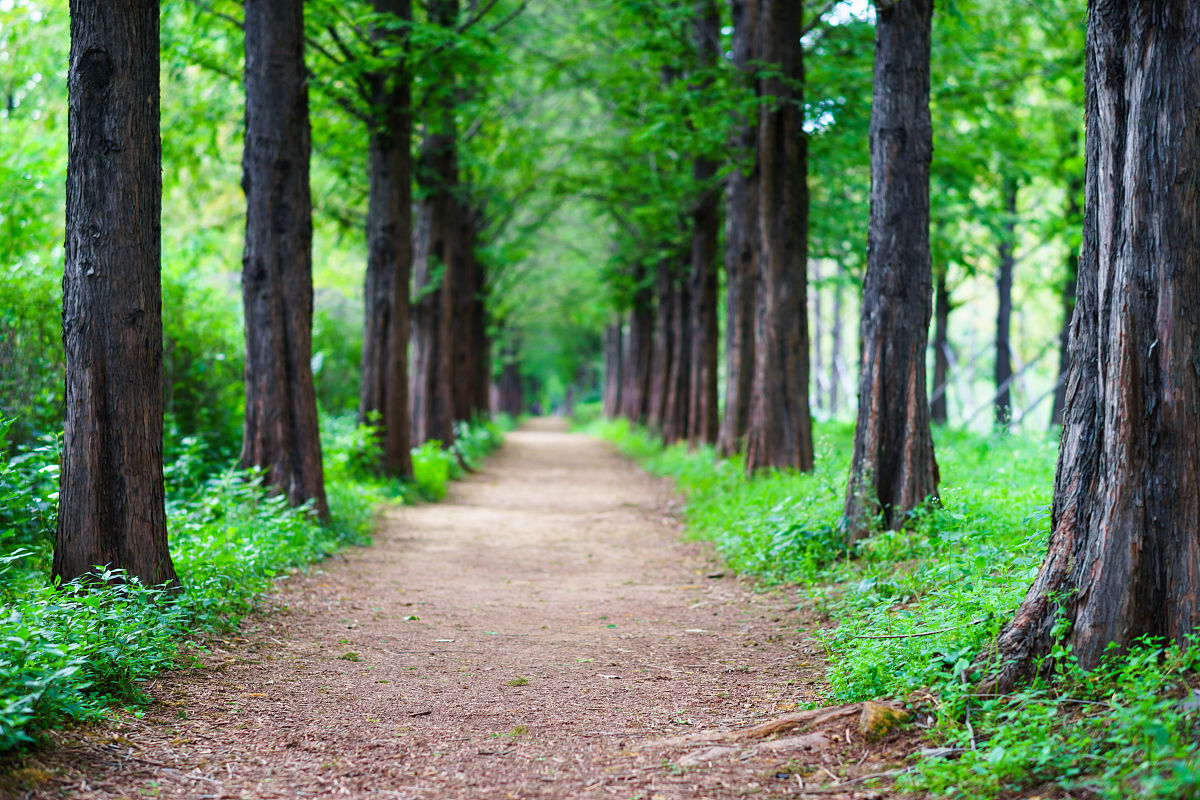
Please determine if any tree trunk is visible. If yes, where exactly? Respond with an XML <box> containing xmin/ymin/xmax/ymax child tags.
<box><xmin>744</xmin><ymin>0</ymin><xmax>813</xmax><ymax>473</ymax></box>
<box><xmin>663</xmin><ymin>267</ymin><xmax>693</xmax><ymax>444</ymax></box>
<box><xmin>994</xmin><ymin>177</ymin><xmax>1018</xmax><ymax>428</ymax></box>
<box><xmin>410</xmin><ymin>130</ymin><xmax>458</xmax><ymax>446</ymax></box>
<box><xmin>717</xmin><ymin>0</ymin><xmax>759</xmax><ymax>457</ymax></box>
<box><xmin>931</xmin><ymin>266</ymin><xmax>950</xmax><ymax>425</ymax></box>
<box><xmin>685</xmin><ymin>0</ymin><xmax>721</xmax><ymax>448</ymax></box>
<box><xmin>240</xmin><ymin>0</ymin><xmax>328</xmax><ymax>520</ymax></box>
<box><xmin>843</xmin><ymin>0</ymin><xmax>937</xmax><ymax>540</ymax></box>
<box><xmin>812</xmin><ymin>260</ymin><xmax>824</xmax><ymax>414</ymax></box>
<box><xmin>830</xmin><ymin>261</ymin><xmax>843</xmax><ymax>415</ymax></box>
<box><xmin>410</xmin><ymin>0</ymin><xmax>459</xmax><ymax>447</ymax></box>
<box><xmin>358</xmin><ymin>0</ymin><xmax>413</xmax><ymax>478</ymax></box>
<box><xmin>983</xmin><ymin>3</ymin><xmax>1200</xmax><ymax>688</ymax></box>
<box><xmin>646</xmin><ymin>258</ymin><xmax>676</xmax><ymax>433</ymax></box>
<box><xmin>54</xmin><ymin>0</ymin><xmax>177</xmax><ymax>586</ymax></box>
<box><xmin>451</xmin><ymin>202</ymin><xmax>479</xmax><ymax>423</ymax></box>
<box><xmin>472</xmin><ymin>256</ymin><xmax>491</xmax><ymax>416</ymax></box>
<box><xmin>620</xmin><ymin>263</ymin><xmax>654</xmax><ymax>424</ymax></box>
<box><xmin>603</xmin><ymin>320</ymin><xmax>623</xmax><ymax>420</ymax></box>
<box><xmin>1050</xmin><ymin>185</ymin><xmax>1082</xmax><ymax>427</ymax></box>
<box><xmin>497</xmin><ymin>345</ymin><xmax>524</xmax><ymax>417</ymax></box>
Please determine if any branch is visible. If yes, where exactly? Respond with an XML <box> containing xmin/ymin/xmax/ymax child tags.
<box><xmin>457</xmin><ymin>0</ymin><xmax>501</xmax><ymax>32</ymax></box>
<box><xmin>801</xmin><ymin>0</ymin><xmax>840</xmax><ymax>37</ymax></box>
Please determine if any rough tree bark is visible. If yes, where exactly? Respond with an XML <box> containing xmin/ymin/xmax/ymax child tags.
<box><xmin>646</xmin><ymin>258</ymin><xmax>676</xmax><ymax>433</ymax></box>
<box><xmin>240</xmin><ymin>0</ymin><xmax>328</xmax><ymax>520</ymax></box>
<box><xmin>663</xmin><ymin>267</ymin><xmax>693</xmax><ymax>444</ymax></box>
<box><xmin>54</xmin><ymin>0</ymin><xmax>177</xmax><ymax>585</ymax></box>
<box><xmin>717</xmin><ymin>0</ymin><xmax>759</xmax><ymax>457</ymax></box>
<box><xmin>620</xmin><ymin>263</ymin><xmax>653</xmax><ymax>424</ymax></box>
<box><xmin>931</xmin><ymin>266</ymin><xmax>950</xmax><ymax>425</ymax></box>
<box><xmin>744</xmin><ymin>0</ymin><xmax>813</xmax><ymax>473</ymax></box>
<box><xmin>410</xmin><ymin>0</ymin><xmax>459</xmax><ymax>447</ymax></box>
<box><xmin>358</xmin><ymin>0</ymin><xmax>414</xmax><ymax>478</ymax></box>
<box><xmin>994</xmin><ymin>178</ymin><xmax>1018</xmax><ymax>428</ymax></box>
<box><xmin>451</xmin><ymin>202</ymin><xmax>480</xmax><ymax>423</ymax></box>
<box><xmin>685</xmin><ymin>0</ymin><xmax>721</xmax><ymax>448</ymax></box>
<box><xmin>982</xmin><ymin>2</ymin><xmax>1200</xmax><ymax>688</ymax></box>
<box><xmin>843</xmin><ymin>0</ymin><xmax>938</xmax><ymax>540</ymax></box>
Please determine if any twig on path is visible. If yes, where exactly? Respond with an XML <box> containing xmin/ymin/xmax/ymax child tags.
<box><xmin>961</xmin><ymin>671</ymin><xmax>978</xmax><ymax>751</ymax></box>
<box><xmin>851</xmin><ymin>619</ymin><xmax>984</xmax><ymax>640</ymax></box>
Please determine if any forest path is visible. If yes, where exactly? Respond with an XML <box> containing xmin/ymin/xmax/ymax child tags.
<box><xmin>15</xmin><ymin>420</ymin><xmax>903</xmax><ymax>799</ymax></box>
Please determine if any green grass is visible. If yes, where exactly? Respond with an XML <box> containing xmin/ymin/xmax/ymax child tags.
<box><xmin>0</xmin><ymin>413</ymin><xmax>508</xmax><ymax>751</ymax></box>
<box><xmin>590</xmin><ymin>417</ymin><xmax>1200</xmax><ymax>799</ymax></box>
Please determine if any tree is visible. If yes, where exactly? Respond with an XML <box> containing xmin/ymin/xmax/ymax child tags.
<box><xmin>993</xmin><ymin>177</ymin><xmax>1018</xmax><ymax>428</ymax></box>
<box><xmin>717</xmin><ymin>0</ymin><xmax>759</xmax><ymax>457</ymax></box>
<box><xmin>685</xmin><ymin>0</ymin><xmax>721</xmax><ymax>448</ymax></box>
<box><xmin>842</xmin><ymin>0</ymin><xmax>938</xmax><ymax>540</ymax></box>
<box><xmin>410</xmin><ymin>0</ymin><xmax>461</xmax><ymax>447</ymax></box>
<box><xmin>983</xmin><ymin>1</ymin><xmax>1200</xmax><ymax>688</ymax></box>
<box><xmin>359</xmin><ymin>0</ymin><xmax>415</xmax><ymax>478</ymax></box>
<box><xmin>241</xmin><ymin>0</ymin><xmax>329</xmax><ymax>519</ymax></box>
<box><xmin>54</xmin><ymin>0</ymin><xmax>178</xmax><ymax>585</ymax></box>
<box><xmin>744</xmin><ymin>0</ymin><xmax>813</xmax><ymax>473</ymax></box>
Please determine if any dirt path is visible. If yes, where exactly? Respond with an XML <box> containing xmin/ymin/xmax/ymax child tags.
<box><xmin>8</xmin><ymin>420</ymin><xmax>906</xmax><ymax>799</ymax></box>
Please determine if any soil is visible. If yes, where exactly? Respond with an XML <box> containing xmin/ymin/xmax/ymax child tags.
<box><xmin>3</xmin><ymin>419</ymin><xmax>921</xmax><ymax>800</ymax></box>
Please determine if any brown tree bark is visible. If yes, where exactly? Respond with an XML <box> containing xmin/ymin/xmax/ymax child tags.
<box><xmin>843</xmin><ymin>0</ymin><xmax>937</xmax><ymax>540</ymax></box>
<box><xmin>646</xmin><ymin>258</ymin><xmax>676</xmax><ymax>433</ymax></box>
<box><xmin>931</xmin><ymin>266</ymin><xmax>950</xmax><ymax>425</ymax></box>
<box><xmin>451</xmin><ymin>202</ymin><xmax>480</xmax><ymax>423</ymax></box>
<box><xmin>602</xmin><ymin>320</ymin><xmax>623</xmax><ymax>420</ymax></box>
<box><xmin>240</xmin><ymin>0</ymin><xmax>328</xmax><ymax>520</ymax></box>
<box><xmin>410</xmin><ymin>0</ymin><xmax>459</xmax><ymax>447</ymax></box>
<box><xmin>471</xmin><ymin>255</ymin><xmax>492</xmax><ymax>417</ymax></box>
<box><xmin>358</xmin><ymin>0</ymin><xmax>414</xmax><ymax>478</ymax></box>
<box><xmin>620</xmin><ymin>263</ymin><xmax>654</xmax><ymax>424</ymax></box>
<box><xmin>994</xmin><ymin>178</ymin><xmax>1018</xmax><ymax>429</ymax></box>
<box><xmin>983</xmin><ymin>2</ymin><xmax>1200</xmax><ymax>688</ymax></box>
<box><xmin>685</xmin><ymin>0</ymin><xmax>721</xmax><ymax>448</ymax></box>
<box><xmin>717</xmin><ymin>0</ymin><xmax>760</xmax><ymax>457</ymax></box>
<box><xmin>54</xmin><ymin>0</ymin><xmax>177</xmax><ymax>585</ymax></box>
<box><xmin>744</xmin><ymin>0</ymin><xmax>813</xmax><ymax>473</ymax></box>
<box><xmin>663</xmin><ymin>267</ymin><xmax>693</xmax><ymax>444</ymax></box>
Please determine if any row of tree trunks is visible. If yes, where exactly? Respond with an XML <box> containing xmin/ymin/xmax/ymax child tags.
<box><xmin>619</xmin><ymin>264</ymin><xmax>653</xmax><ymax>424</ymax></box>
<box><xmin>646</xmin><ymin>259</ymin><xmax>676</xmax><ymax>432</ymax></box>
<box><xmin>743</xmin><ymin>0</ymin><xmax>812</xmax><ymax>473</ymax></box>
<box><xmin>358</xmin><ymin>0</ymin><xmax>414</xmax><ymax>478</ymax></box>
<box><xmin>716</xmin><ymin>0</ymin><xmax>759</xmax><ymax>458</ymax></box>
<box><xmin>662</xmin><ymin>264</ymin><xmax>694</xmax><ymax>443</ymax></box>
<box><xmin>496</xmin><ymin>344</ymin><xmax>525</xmax><ymax>417</ymax></box>
<box><xmin>842</xmin><ymin>0</ymin><xmax>938</xmax><ymax>541</ymax></box>
<box><xmin>239</xmin><ymin>0</ymin><xmax>329</xmax><ymax>521</ymax></box>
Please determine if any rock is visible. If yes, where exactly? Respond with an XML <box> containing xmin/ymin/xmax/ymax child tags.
<box><xmin>859</xmin><ymin>700</ymin><xmax>910</xmax><ymax>741</ymax></box>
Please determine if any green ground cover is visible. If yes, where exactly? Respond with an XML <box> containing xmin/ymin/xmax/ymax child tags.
<box><xmin>0</xmin><ymin>413</ymin><xmax>510</xmax><ymax>752</ymax></box>
<box><xmin>590</xmin><ymin>417</ymin><xmax>1200</xmax><ymax>799</ymax></box>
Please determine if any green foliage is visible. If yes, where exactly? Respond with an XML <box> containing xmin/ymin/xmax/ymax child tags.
<box><xmin>904</xmin><ymin>639</ymin><xmax>1200</xmax><ymax>799</ymax></box>
<box><xmin>589</xmin><ymin>419</ymin><xmax>1200</xmax><ymax>797</ymax></box>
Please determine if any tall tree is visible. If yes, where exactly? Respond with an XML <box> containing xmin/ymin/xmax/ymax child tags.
<box><xmin>410</xmin><ymin>0</ymin><xmax>461</xmax><ymax>447</ymax></box>
<box><xmin>54</xmin><ymin>0</ymin><xmax>177</xmax><ymax>585</ymax></box>
<box><xmin>359</xmin><ymin>0</ymin><xmax>415</xmax><ymax>478</ymax></box>
<box><xmin>717</xmin><ymin>0</ymin><xmax>759</xmax><ymax>457</ymax></box>
<box><xmin>602</xmin><ymin>318</ymin><xmax>623</xmax><ymax>419</ymax></box>
<box><xmin>744</xmin><ymin>0</ymin><xmax>813</xmax><ymax>473</ymax></box>
<box><xmin>993</xmin><ymin>177</ymin><xmax>1018</xmax><ymax>428</ymax></box>
<box><xmin>241</xmin><ymin>0</ymin><xmax>328</xmax><ymax>519</ymax></box>
<box><xmin>685</xmin><ymin>0</ymin><xmax>722</xmax><ymax>448</ymax></box>
<box><xmin>983</xmin><ymin>1</ymin><xmax>1200</xmax><ymax>688</ymax></box>
<box><xmin>619</xmin><ymin>263</ymin><xmax>653</xmax><ymax>424</ymax></box>
<box><xmin>843</xmin><ymin>0</ymin><xmax>938</xmax><ymax>540</ymax></box>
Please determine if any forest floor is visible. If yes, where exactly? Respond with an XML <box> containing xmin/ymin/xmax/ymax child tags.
<box><xmin>5</xmin><ymin>419</ymin><xmax>920</xmax><ymax>800</ymax></box>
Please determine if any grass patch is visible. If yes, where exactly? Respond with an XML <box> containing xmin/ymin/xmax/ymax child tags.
<box><xmin>590</xmin><ymin>417</ymin><xmax>1200</xmax><ymax>799</ymax></box>
<box><xmin>0</xmin><ymin>413</ymin><xmax>507</xmax><ymax>751</ymax></box>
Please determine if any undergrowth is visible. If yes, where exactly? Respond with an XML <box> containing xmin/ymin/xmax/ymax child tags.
<box><xmin>590</xmin><ymin>417</ymin><xmax>1200</xmax><ymax>800</ymax></box>
<box><xmin>0</xmin><ymin>413</ymin><xmax>507</xmax><ymax>751</ymax></box>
